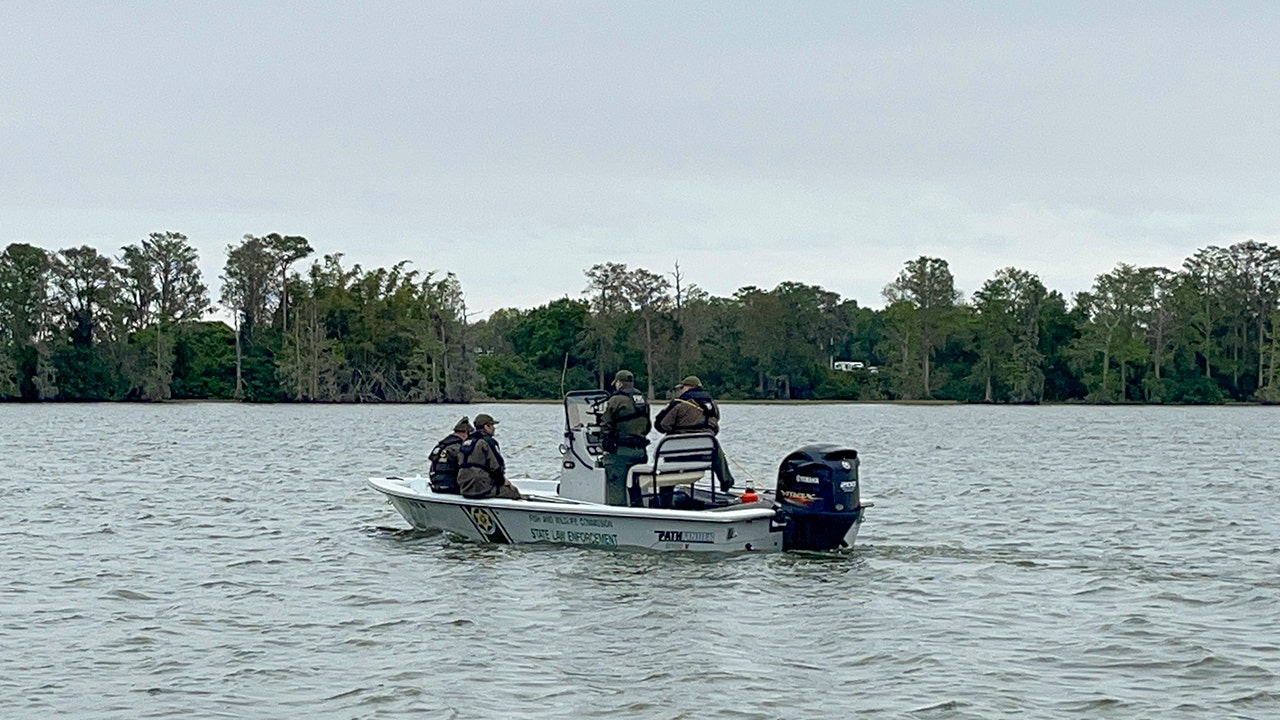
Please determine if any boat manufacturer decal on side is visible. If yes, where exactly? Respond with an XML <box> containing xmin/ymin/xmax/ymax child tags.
<box><xmin>464</xmin><ymin>506</ymin><xmax>511</xmax><ymax>544</ymax></box>
<box><xmin>654</xmin><ymin>530</ymin><xmax>715</xmax><ymax>544</ymax></box>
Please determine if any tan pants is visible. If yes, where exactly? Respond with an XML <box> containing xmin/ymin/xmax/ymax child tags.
<box><xmin>492</xmin><ymin>483</ymin><xmax>522</xmax><ymax>500</ymax></box>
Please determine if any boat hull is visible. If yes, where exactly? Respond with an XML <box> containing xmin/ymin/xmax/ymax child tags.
<box><xmin>368</xmin><ymin>476</ymin><xmax>788</xmax><ymax>553</ymax></box>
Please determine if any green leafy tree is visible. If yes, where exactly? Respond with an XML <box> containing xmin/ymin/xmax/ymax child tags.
<box><xmin>119</xmin><ymin>232</ymin><xmax>210</xmax><ymax>399</ymax></box>
<box><xmin>1258</xmin><ymin>309</ymin><xmax>1280</xmax><ymax>402</ymax></box>
<box><xmin>685</xmin><ymin>295</ymin><xmax>753</xmax><ymax>397</ymax></box>
<box><xmin>0</xmin><ymin>344</ymin><xmax>16</xmax><ymax>398</ymax></box>
<box><xmin>509</xmin><ymin>298</ymin><xmax>590</xmax><ymax>368</ymax></box>
<box><xmin>624</xmin><ymin>268</ymin><xmax>672</xmax><ymax>399</ymax></box>
<box><xmin>584</xmin><ymin>262</ymin><xmax>634</xmax><ymax>387</ymax></box>
<box><xmin>973</xmin><ymin>267</ymin><xmax>1048</xmax><ymax>403</ymax></box>
<box><xmin>221</xmin><ymin>235</ymin><xmax>277</xmax><ymax>338</ymax></box>
<box><xmin>411</xmin><ymin>271</ymin><xmax>473</xmax><ymax>402</ymax></box>
<box><xmin>882</xmin><ymin>257</ymin><xmax>960</xmax><ymax>399</ymax></box>
<box><xmin>48</xmin><ymin>246</ymin><xmax>124</xmax><ymax>399</ymax></box>
<box><xmin>1071</xmin><ymin>264</ymin><xmax>1160</xmax><ymax>402</ymax></box>
<box><xmin>472</xmin><ymin>298</ymin><xmax>593</xmax><ymax>398</ymax></box>
<box><xmin>1180</xmin><ymin>246</ymin><xmax>1231</xmax><ymax>383</ymax></box>
<box><xmin>735</xmin><ymin>286</ymin><xmax>787</xmax><ymax>396</ymax></box>
<box><xmin>671</xmin><ymin>276</ymin><xmax>712</xmax><ymax>382</ymax></box>
<box><xmin>221</xmin><ymin>235</ymin><xmax>283</xmax><ymax>399</ymax></box>
<box><xmin>0</xmin><ymin>243</ymin><xmax>54</xmax><ymax>399</ymax></box>
<box><xmin>972</xmin><ymin>276</ymin><xmax>1013</xmax><ymax>402</ymax></box>
<box><xmin>1141</xmin><ymin>269</ymin><xmax>1180</xmax><ymax>402</ymax></box>
<box><xmin>277</xmin><ymin>255</ymin><xmax>349</xmax><ymax>401</ymax></box>
<box><xmin>1225</xmin><ymin>240</ymin><xmax>1280</xmax><ymax>398</ymax></box>
<box><xmin>265</xmin><ymin>233</ymin><xmax>313</xmax><ymax>335</ymax></box>
<box><xmin>170</xmin><ymin>321</ymin><xmax>237</xmax><ymax>399</ymax></box>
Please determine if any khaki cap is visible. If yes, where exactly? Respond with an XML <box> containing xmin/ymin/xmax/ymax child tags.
<box><xmin>474</xmin><ymin>413</ymin><xmax>499</xmax><ymax>427</ymax></box>
<box><xmin>678</xmin><ymin>375</ymin><xmax>702</xmax><ymax>388</ymax></box>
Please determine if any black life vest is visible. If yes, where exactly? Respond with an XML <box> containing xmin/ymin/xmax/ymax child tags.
<box><xmin>430</xmin><ymin>430</ymin><xmax>465</xmax><ymax>471</ymax></box>
<box><xmin>429</xmin><ymin>434</ymin><xmax>464</xmax><ymax>490</ymax></box>
<box><xmin>610</xmin><ymin>387</ymin><xmax>651</xmax><ymax>424</ymax></box>
<box><xmin>605</xmin><ymin>387</ymin><xmax>651</xmax><ymax>450</ymax></box>
<box><xmin>459</xmin><ymin>432</ymin><xmax>504</xmax><ymax>475</ymax></box>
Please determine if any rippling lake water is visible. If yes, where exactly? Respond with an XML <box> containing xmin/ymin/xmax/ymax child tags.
<box><xmin>2</xmin><ymin>402</ymin><xmax>1279</xmax><ymax>719</ymax></box>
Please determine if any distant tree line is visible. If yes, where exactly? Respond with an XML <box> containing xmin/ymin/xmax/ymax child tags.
<box><xmin>469</xmin><ymin>243</ymin><xmax>1280</xmax><ymax>404</ymax></box>
<box><xmin>2</xmin><ymin>235</ymin><xmax>1279</xmax><ymax>404</ymax></box>
<box><xmin>0</xmin><ymin>233</ymin><xmax>470</xmax><ymax>402</ymax></box>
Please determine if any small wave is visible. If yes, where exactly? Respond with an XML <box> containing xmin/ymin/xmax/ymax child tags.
<box><xmin>322</xmin><ymin>687</ymin><xmax>366</xmax><ymax>701</ymax></box>
<box><xmin>1071</xmin><ymin>583</ymin><xmax>1126</xmax><ymax>596</ymax></box>
<box><xmin>200</xmin><ymin>579</ymin><xmax>250</xmax><ymax>588</ymax></box>
<box><xmin>1228</xmin><ymin>690</ymin><xmax>1280</xmax><ymax>707</ymax></box>
<box><xmin>1053</xmin><ymin>697</ymin><xmax>1130</xmax><ymax>712</ymax></box>
<box><xmin>910</xmin><ymin>699</ymin><xmax>968</xmax><ymax>714</ymax></box>
<box><xmin>366</xmin><ymin>618</ymin><xmax>413</xmax><ymax>631</ymax></box>
<box><xmin>120</xmin><ymin>634</ymin><xmax>156</xmax><ymax>646</ymax></box>
<box><xmin>1182</xmin><ymin>655</ymin><xmax>1276</xmax><ymax>681</ymax></box>
<box><xmin>104</xmin><ymin>588</ymin><xmax>157</xmax><ymax>601</ymax></box>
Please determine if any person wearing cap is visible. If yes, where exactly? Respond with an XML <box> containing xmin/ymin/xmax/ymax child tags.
<box><xmin>427</xmin><ymin>416</ymin><xmax>474</xmax><ymax>493</ymax></box>
<box><xmin>655</xmin><ymin>375</ymin><xmax>736</xmax><ymax>492</ymax></box>
<box><xmin>457</xmin><ymin>413</ymin><xmax>522</xmax><ymax>500</ymax></box>
<box><xmin>599</xmin><ymin>369</ymin><xmax>651</xmax><ymax>506</ymax></box>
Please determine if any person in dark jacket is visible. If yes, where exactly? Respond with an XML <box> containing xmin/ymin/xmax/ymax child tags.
<box><xmin>655</xmin><ymin>375</ymin><xmax>736</xmax><ymax>492</ymax></box>
<box><xmin>428</xmin><ymin>416</ymin><xmax>473</xmax><ymax>493</ymax></box>
<box><xmin>457</xmin><ymin>413</ymin><xmax>522</xmax><ymax>500</ymax></box>
<box><xmin>599</xmin><ymin>369</ymin><xmax>651</xmax><ymax>506</ymax></box>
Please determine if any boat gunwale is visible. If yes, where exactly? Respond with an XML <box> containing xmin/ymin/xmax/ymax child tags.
<box><xmin>366</xmin><ymin>477</ymin><xmax>779</xmax><ymax>523</ymax></box>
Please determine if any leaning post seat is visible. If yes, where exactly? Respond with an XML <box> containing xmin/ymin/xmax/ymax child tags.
<box><xmin>628</xmin><ymin>432</ymin><xmax>720</xmax><ymax>506</ymax></box>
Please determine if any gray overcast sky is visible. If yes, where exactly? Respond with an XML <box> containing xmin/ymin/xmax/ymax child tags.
<box><xmin>4</xmin><ymin>1</ymin><xmax>1280</xmax><ymax>316</ymax></box>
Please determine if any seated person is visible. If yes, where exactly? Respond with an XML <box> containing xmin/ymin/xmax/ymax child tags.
<box><xmin>428</xmin><ymin>416</ymin><xmax>472</xmax><ymax>493</ymax></box>
<box><xmin>457</xmin><ymin>413</ymin><xmax>522</xmax><ymax>500</ymax></box>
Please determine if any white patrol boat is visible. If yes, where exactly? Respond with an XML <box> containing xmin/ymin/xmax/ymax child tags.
<box><xmin>366</xmin><ymin>390</ymin><xmax>870</xmax><ymax>553</ymax></box>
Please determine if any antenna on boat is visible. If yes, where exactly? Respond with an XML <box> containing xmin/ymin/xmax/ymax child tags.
<box><xmin>725</xmin><ymin>452</ymin><xmax>759</xmax><ymax>487</ymax></box>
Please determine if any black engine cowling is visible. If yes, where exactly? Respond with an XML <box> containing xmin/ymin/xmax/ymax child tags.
<box><xmin>775</xmin><ymin>444</ymin><xmax>862</xmax><ymax>551</ymax></box>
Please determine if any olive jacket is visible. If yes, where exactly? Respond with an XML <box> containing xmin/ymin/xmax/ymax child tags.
<box><xmin>654</xmin><ymin>388</ymin><xmax>720</xmax><ymax>435</ymax></box>
<box><xmin>457</xmin><ymin>431</ymin><xmax>507</xmax><ymax>498</ymax></box>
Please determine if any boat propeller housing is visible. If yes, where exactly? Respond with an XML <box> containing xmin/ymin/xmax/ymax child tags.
<box><xmin>773</xmin><ymin>444</ymin><xmax>862</xmax><ymax>551</ymax></box>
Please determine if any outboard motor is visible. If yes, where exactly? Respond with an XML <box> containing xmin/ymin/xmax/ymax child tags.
<box><xmin>774</xmin><ymin>444</ymin><xmax>862</xmax><ymax>551</ymax></box>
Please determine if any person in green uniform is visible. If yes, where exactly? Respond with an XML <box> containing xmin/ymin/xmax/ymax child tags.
<box><xmin>599</xmin><ymin>369</ymin><xmax>651</xmax><ymax>506</ymax></box>
<box><xmin>655</xmin><ymin>375</ymin><xmax>736</xmax><ymax>492</ymax></box>
<box><xmin>457</xmin><ymin>413</ymin><xmax>522</xmax><ymax>500</ymax></box>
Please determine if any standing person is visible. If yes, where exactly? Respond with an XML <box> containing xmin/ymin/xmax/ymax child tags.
<box><xmin>457</xmin><ymin>413</ymin><xmax>522</xmax><ymax>500</ymax></box>
<box><xmin>599</xmin><ymin>369</ymin><xmax>651</xmax><ymax>507</ymax></box>
<box><xmin>655</xmin><ymin>375</ymin><xmax>736</xmax><ymax>492</ymax></box>
<box><xmin>427</xmin><ymin>416</ymin><xmax>473</xmax><ymax>493</ymax></box>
